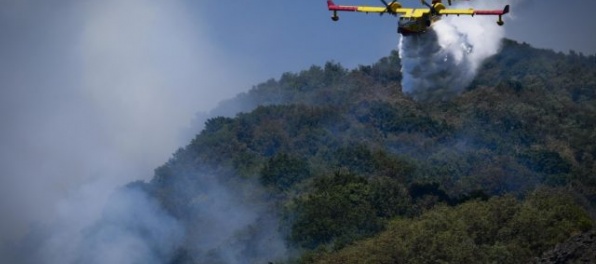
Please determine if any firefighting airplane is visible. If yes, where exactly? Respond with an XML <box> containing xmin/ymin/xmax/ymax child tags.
<box><xmin>327</xmin><ymin>0</ymin><xmax>510</xmax><ymax>36</ymax></box>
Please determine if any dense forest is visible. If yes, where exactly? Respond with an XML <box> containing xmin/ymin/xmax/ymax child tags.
<box><xmin>126</xmin><ymin>39</ymin><xmax>595</xmax><ymax>263</ymax></box>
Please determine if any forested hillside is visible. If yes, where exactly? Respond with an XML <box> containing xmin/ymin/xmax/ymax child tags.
<box><xmin>132</xmin><ymin>39</ymin><xmax>595</xmax><ymax>263</ymax></box>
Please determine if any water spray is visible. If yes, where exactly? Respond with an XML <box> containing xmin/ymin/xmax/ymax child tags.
<box><xmin>398</xmin><ymin>10</ymin><xmax>506</xmax><ymax>101</ymax></box>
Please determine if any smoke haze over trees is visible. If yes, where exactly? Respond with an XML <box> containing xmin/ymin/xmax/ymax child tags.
<box><xmin>50</xmin><ymin>39</ymin><xmax>594</xmax><ymax>263</ymax></box>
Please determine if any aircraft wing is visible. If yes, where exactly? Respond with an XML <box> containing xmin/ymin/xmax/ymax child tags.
<box><xmin>438</xmin><ymin>9</ymin><xmax>474</xmax><ymax>15</ymax></box>
<box><xmin>327</xmin><ymin>0</ymin><xmax>413</xmax><ymax>16</ymax></box>
<box><xmin>438</xmin><ymin>5</ymin><xmax>509</xmax><ymax>16</ymax></box>
<box><xmin>327</xmin><ymin>1</ymin><xmax>509</xmax><ymax>24</ymax></box>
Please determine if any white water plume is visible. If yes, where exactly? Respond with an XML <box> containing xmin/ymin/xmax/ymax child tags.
<box><xmin>399</xmin><ymin>4</ymin><xmax>505</xmax><ymax>101</ymax></box>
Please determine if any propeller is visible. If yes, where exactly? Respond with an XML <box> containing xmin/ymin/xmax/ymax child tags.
<box><xmin>379</xmin><ymin>0</ymin><xmax>399</xmax><ymax>15</ymax></box>
<box><xmin>420</xmin><ymin>0</ymin><xmax>438</xmax><ymax>15</ymax></box>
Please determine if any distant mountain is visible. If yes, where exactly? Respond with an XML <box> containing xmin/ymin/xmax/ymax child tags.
<box><xmin>115</xmin><ymin>39</ymin><xmax>596</xmax><ymax>263</ymax></box>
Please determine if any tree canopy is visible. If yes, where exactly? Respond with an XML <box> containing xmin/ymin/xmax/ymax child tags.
<box><xmin>144</xmin><ymin>39</ymin><xmax>596</xmax><ymax>263</ymax></box>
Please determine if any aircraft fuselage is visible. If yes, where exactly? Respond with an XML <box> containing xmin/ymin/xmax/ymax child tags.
<box><xmin>397</xmin><ymin>13</ymin><xmax>440</xmax><ymax>36</ymax></box>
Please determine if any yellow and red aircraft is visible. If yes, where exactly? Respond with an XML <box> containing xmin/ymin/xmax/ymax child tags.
<box><xmin>327</xmin><ymin>0</ymin><xmax>510</xmax><ymax>36</ymax></box>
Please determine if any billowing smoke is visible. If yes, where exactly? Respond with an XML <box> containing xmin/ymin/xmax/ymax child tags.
<box><xmin>0</xmin><ymin>0</ymin><xmax>279</xmax><ymax>263</ymax></box>
<box><xmin>48</xmin><ymin>173</ymin><xmax>289</xmax><ymax>264</ymax></box>
<box><xmin>399</xmin><ymin>2</ymin><xmax>506</xmax><ymax>101</ymax></box>
<box><xmin>66</xmin><ymin>185</ymin><xmax>184</xmax><ymax>264</ymax></box>
<box><xmin>154</xmin><ymin>172</ymin><xmax>288</xmax><ymax>263</ymax></box>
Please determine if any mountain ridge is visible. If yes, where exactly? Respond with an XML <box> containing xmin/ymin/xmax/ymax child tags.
<box><xmin>132</xmin><ymin>38</ymin><xmax>596</xmax><ymax>263</ymax></box>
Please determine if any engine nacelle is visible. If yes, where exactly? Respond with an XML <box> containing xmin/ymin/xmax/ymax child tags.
<box><xmin>388</xmin><ymin>2</ymin><xmax>402</xmax><ymax>12</ymax></box>
<box><xmin>433</xmin><ymin>3</ymin><xmax>446</xmax><ymax>11</ymax></box>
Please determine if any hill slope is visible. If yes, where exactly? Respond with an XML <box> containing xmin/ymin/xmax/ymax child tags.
<box><xmin>131</xmin><ymin>39</ymin><xmax>595</xmax><ymax>263</ymax></box>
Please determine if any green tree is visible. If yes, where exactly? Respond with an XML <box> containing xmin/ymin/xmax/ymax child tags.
<box><xmin>260</xmin><ymin>153</ymin><xmax>310</xmax><ymax>190</ymax></box>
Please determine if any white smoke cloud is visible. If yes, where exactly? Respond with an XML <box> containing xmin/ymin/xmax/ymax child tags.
<box><xmin>399</xmin><ymin>1</ymin><xmax>506</xmax><ymax>101</ymax></box>
<box><xmin>0</xmin><ymin>0</ymin><xmax>256</xmax><ymax>263</ymax></box>
<box><xmin>38</xmin><ymin>184</ymin><xmax>185</xmax><ymax>264</ymax></box>
<box><xmin>167</xmin><ymin>173</ymin><xmax>288</xmax><ymax>263</ymax></box>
